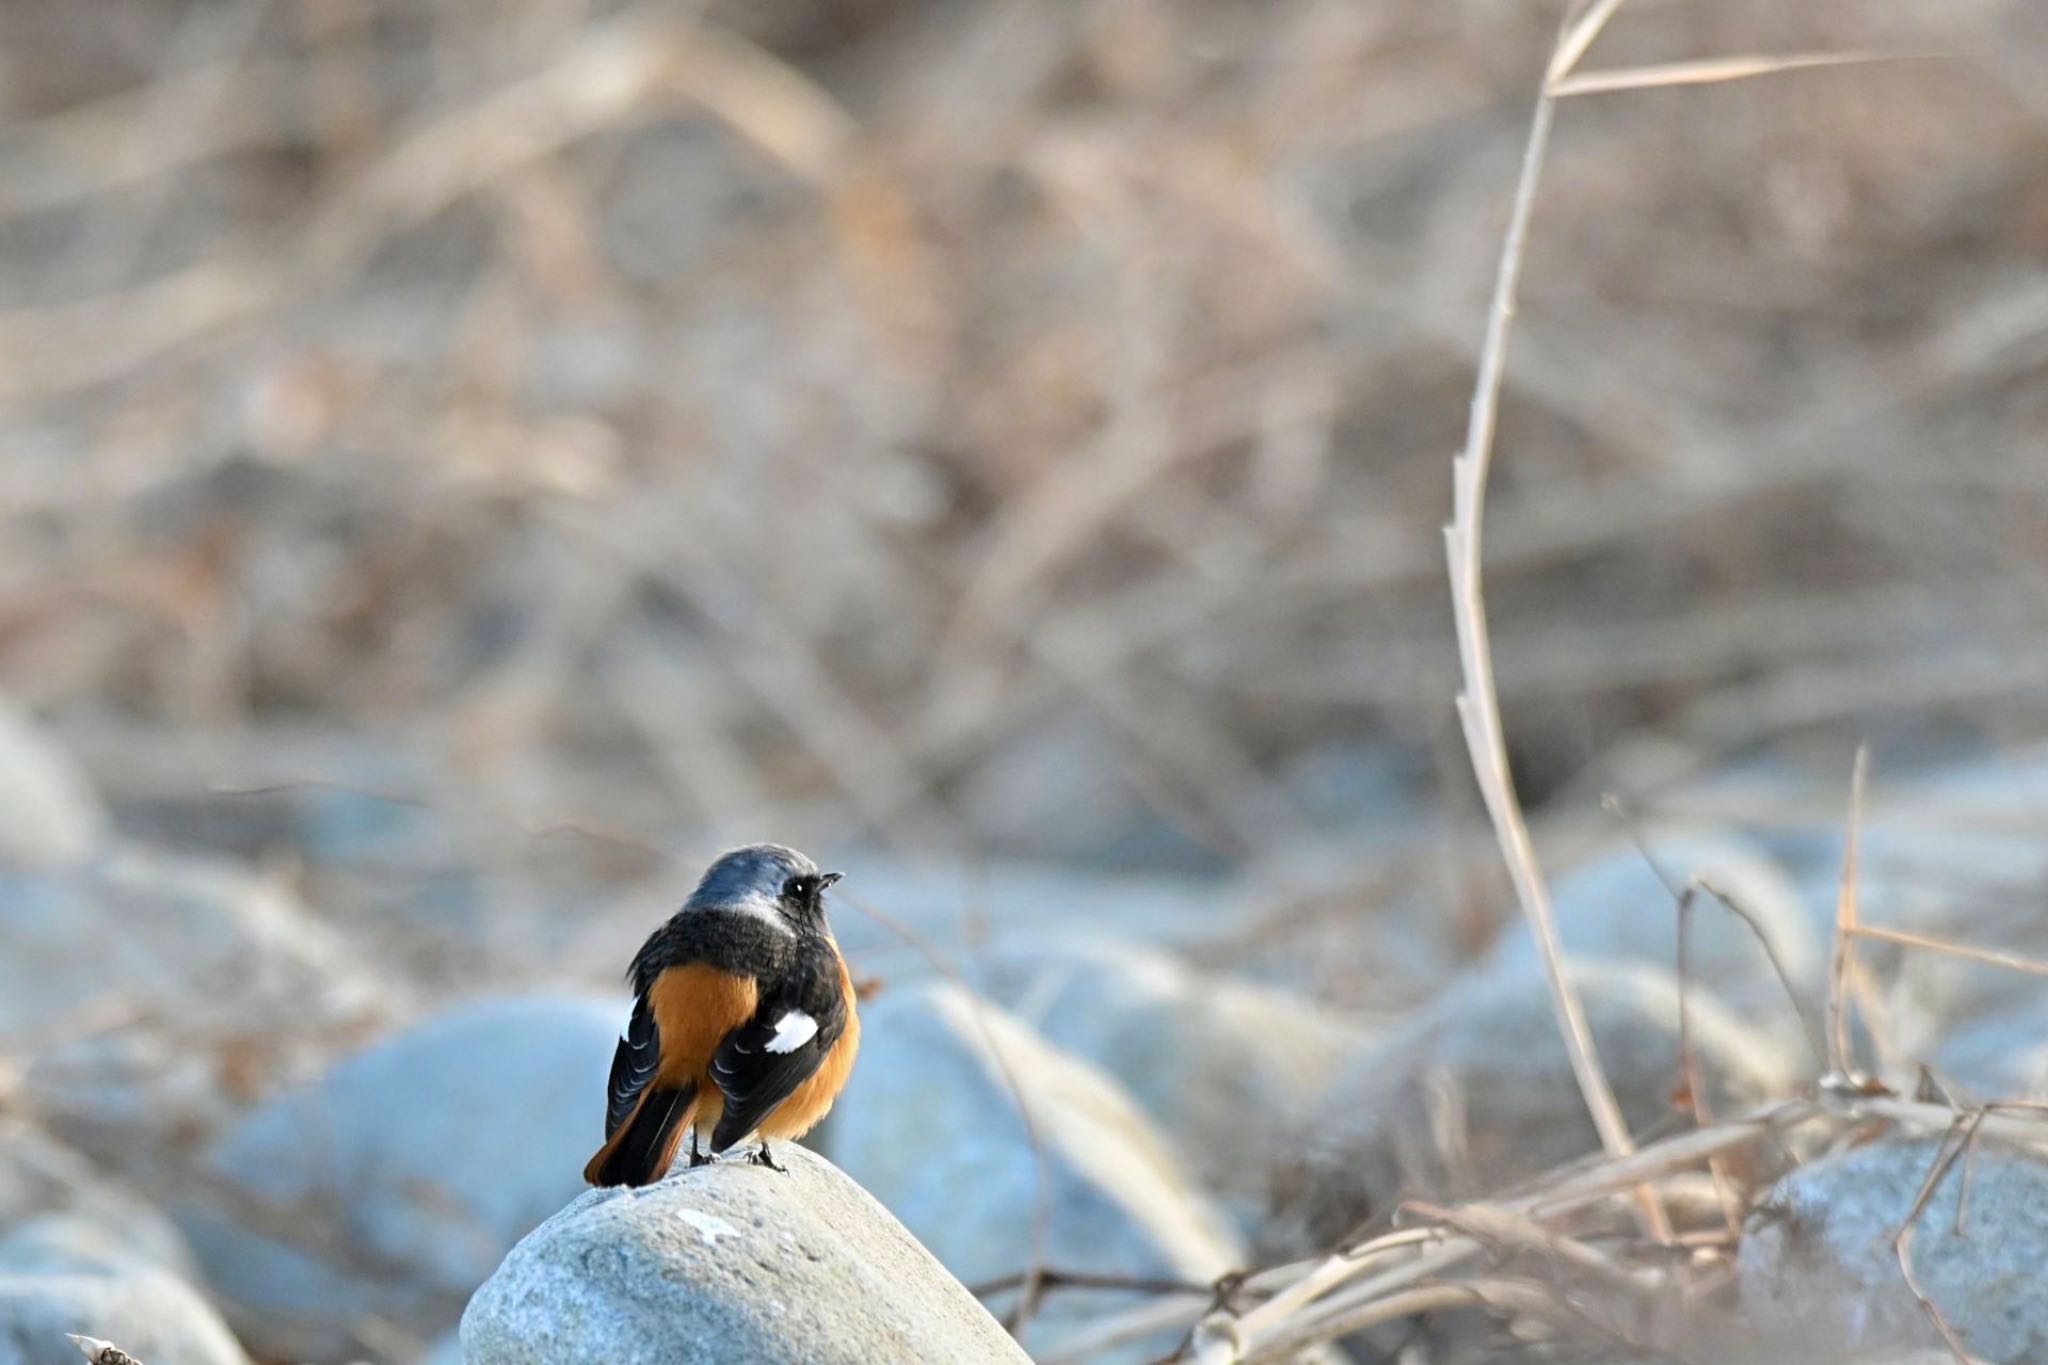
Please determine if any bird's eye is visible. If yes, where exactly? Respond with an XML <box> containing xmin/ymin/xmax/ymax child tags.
<box><xmin>783</xmin><ymin>875</ymin><xmax>810</xmax><ymax>901</ymax></box>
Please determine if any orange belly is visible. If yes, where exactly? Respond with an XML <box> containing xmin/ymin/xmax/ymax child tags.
<box><xmin>651</xmin><ymin>956</ymin><xmax>862</xmax><ymax>1146</ymax></box>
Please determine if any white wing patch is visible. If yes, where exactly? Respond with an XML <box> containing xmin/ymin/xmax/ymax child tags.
<box><xmin>765</xmin><ymin>1010</ymin><xmax>819</xmax><ymax>1054</ymax></box>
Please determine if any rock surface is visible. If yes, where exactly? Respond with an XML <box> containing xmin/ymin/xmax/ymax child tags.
<box><xmin>460</xmin><ymin>1142</ymin><xmax>1029</xmax><ymax>1365</ymax></box>
<box><xmin>0</xmin><ymin>1215</ymin><xmax>250</xmax><ymax>1365</ymax></box>
<box><xmin>978</xmin><ymin>938</ymin><xmax>1373</xmax><ymax>1215</ymax></box>
<box><xmin>0</xmin><ymin>1123</ymin><xmax>194</xmax><ymax>1282</ymax></box>
<box><xmin>1926</xmin><ymin>1002</ymin><xmax>2048</xmax><ymax>1101</ymax></box>
<box><xmin>1275</xmin><ymin>960</ymin><xmax>1800</xmax><ymax>1249</ymax></box>
<box><xmin>1485</xmin><ymin>831</ymin><xmax>1820</xmax><ymax>1013</ymax></box>
<box><xmin>825</xmin><ymin>982</ymin><xmax>1242</xmax><ymax>1359</ymax></box>
<box><xmin>0</xmin><ymin>842</ymin><xmax>380</xmax><ymax>1041</ymax></box>
<box><xmin>1740</xmin><ymin>1134</ymin><xmax>2048</xmax><ymax>1363</ymax></box>
<box><xmin>181</xmin><ymin>995</ymin><xmax>622</xmax><ymax>1360</ymax></box>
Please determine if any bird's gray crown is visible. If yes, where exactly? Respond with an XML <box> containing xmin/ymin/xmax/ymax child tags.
<box><xmin>685</xmin><ymin>843</ymin><xmax>819</xmax><ymax>912</ymax></box>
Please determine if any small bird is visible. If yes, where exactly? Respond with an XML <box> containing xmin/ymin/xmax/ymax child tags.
<box><xmin>584</xmin><ymin>844</ymin><xmax>860</xmax><ymax>1187</ymax></box>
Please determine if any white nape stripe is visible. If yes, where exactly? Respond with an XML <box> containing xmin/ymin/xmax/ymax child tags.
<box><xmin>765</xmin><ymin>1011</ymin><xmax>819</xmax><ymax>1054</ymax></box>
<box><xmin>686</xmin><ymin>890</ymin><xmax>796</xmax><ymax>936</ymax></box>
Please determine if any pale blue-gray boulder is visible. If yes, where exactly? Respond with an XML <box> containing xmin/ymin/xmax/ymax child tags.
<box><xmin>1484</xmin><ymin>831</ymin><xmax>1819</xmax><ymax>1017</ymax></box>
<box><xmin>1276</xmin><ymin>960</ymin><xmax>1801</xmax><ymax>1250</ymax></box>
<box><xmin>824</xmin><ymin>982</ymin><xmax>1242</xmax><ymax>1361</ymax></box>
<box><xmin>0</xmin><ymin>1215</ymin><xmax>249</xmax><ymax>1365</ymax></box>
<box><xmin>0</xmin><ymin>1123</ymin><xmax>192</xmax><ymax>1283</ymax></box>
<box><xmin>460</xmin><ymin>1142</ymin><xmax>1029</xmax><ymax>1365</ymax></box>
<box><xmin>1740</xmin><ymin>1134</ymin><xmax>2048</xmax><ymax>1362</ymax></box>
<box><xmin>0</xmin><ymin>843</ymin><xmax>379</xmax><ymax>1044</ymax></box>
<box><xmin>180</xmin><ymin>995</ymin><xmax>620</xmax><ymax>1360</ymax></box>
<box><xmin>977</xmin><ymin>938</ymin><xmax>1373</xmax><ymax>1215</ymax></box>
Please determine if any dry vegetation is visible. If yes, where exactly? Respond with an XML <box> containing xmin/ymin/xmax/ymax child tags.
<box><xmin>2</xmin><ymin>0</ymin><xmax>2048</xmax><ymax>1362</ymax></box>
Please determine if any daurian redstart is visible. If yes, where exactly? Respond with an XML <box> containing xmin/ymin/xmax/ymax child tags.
<box><xmin>584</xmin><ymin>844</ymin><xmax>860</xmax><ymax>1186</ymax></box>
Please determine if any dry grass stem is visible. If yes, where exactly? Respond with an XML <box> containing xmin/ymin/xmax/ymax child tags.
<box><xmin>1847</xmin><ymin>924</ymin><xmax>2048</xmax><ymax>981</ymax></box>
<box><xmin>1824</xmin><ymin>745</ymin><xmax>1870</xmax><ymax>1080</ymax></box>
<box><xmin>1444</xmin><ymin>17</ymin><xmax>1668</xmax><ymax>1246</ymax></box>
<box><xmin>1170</xmin><ymin>1101</ymin><xmax>1821</xmax><ymax>1365</ymax></box>
<box><xmin>1550</xmin><ymin>50</ymin><xmax>1944</xmax><ymax>98</ymax></box>
<box><xmin>1547</xmin><ymin>0</ymin><xmax>1634</xmax><ymax>86</ymax></box>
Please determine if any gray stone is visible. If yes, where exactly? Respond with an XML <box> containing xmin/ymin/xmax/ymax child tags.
<box><xmin>181</xmin><ymin>996</ymin><xmax>621</xmax><ymax>1361</ymax></box>
<box><xmin>0</xmin><ymin>701</ymin><xmax>104</xmax><ymax>873</ymax></box>
<box><xmin>1927</xmin><ymin>1003</ymin><xmax>2048</xmax><ymax>1101</ymax></box>
<box><xmin>459</xmin><ymin>1142</ymin><xmax>1028</xmax><ymax>1365</ymax></box>
<box><xmin>978</xmin><ymin>938</ymin><xmax>1374</xmax><ymax>1215</ymax></box>
<box><xmin>1275</xmin><ymin>960</ymin><xmax>1800</xmax><ymax>1250</ymax></box>
<box><xmin>1485</xmin><ymin>831</ymin><xmax>1820</xmax><ymax>1015</ymax></box>
<box><xmin>825</xmin><ymin>982</ymin><xmax>1242</xmax><ymax>1360</ymax></box>
<box><xmin>0</xmin><ymin>843</ymin><xmax>381</xmax><ymax>1042</ymax></box>
<box><xmin>1740</xmin><ymin>1134</ymin><xmax>2048</xmax><ymax>1362</ymax></box>
<box><xmin>0</xmin><ymin>1217</ymin><xmax>248</xmax><ymax>1365</ymax></box>
<box><xmin>0</xmin><ymin>1124</ymin><xmax>193</xmax><ymax>1282</ymax></box>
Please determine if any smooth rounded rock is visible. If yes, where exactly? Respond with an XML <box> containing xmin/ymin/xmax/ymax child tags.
<box><xmin>1275</xmin><ymin>960</ymin><xmax>1800</xmax><ymax>1250</ymax></box>
<box><xmin>979</xmin><ymin>938</ymin><xmax>1373</xmax><ymax>1214</ymax></box>
<box><xmin>0</xmin><ymin>1123</ymin><xmax>194</xmax><ymax>1282</ymax></box>
<box><xmin>460</xmin><ymin>1142</ymin><xmax>1029</xmax><ymax>1365</ymax></box>
<box><xmin>0</xmin><ymin>1217</ymin><xmax>249</xmax><ymax>1365</ymax></box>
<box><xmin>826</xmin><ymin>982</ymin><xmax>1243</xmax><ymax>1361</ymax></box>
<box><xmin>0</xmin><ymin>843</ymin><xmax>380</xmax><ymax>1042</ymax></box>
<box><xmin>181</xmin><ymin>995</ymin><xmax>623</xmax><ymax>1360</ymax></box>
<box><xmin>1740</xmin><ymin>1134</ymin><xmax>2048</xmax><ymax>1362</ymax></box>
<box><xmin>1485</xmin><ymin>831</ymin><xmax>1819</xmax><ymax>1015</ymax></box>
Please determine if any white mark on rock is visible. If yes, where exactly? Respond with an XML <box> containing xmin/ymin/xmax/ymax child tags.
<box><xmin>676</xmin><ymin>1208</ymin><xmax>738</xmax><ymax>1245</ymax></box>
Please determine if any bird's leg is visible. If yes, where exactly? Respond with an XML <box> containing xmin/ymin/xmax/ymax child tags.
<box><xmin>749</xmin><ymin>1140</ymin><xmax>786</xmax><ymax>1172</ymax></box>
<box><xmin>688</xmin><ymin>1131</ymin><xmax>711</xmax><ymax>1168</ymax></box>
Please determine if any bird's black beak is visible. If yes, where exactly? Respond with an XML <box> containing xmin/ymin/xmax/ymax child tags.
<box><xmin>819</xmin><ymin>871</ymin><xmax>844</xmax><ymax>889</ymax></box>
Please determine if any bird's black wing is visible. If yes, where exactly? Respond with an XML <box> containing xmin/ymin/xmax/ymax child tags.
<box><xmin>707</xmin><ymin>953</ymin><xmax>847</xmax><ymax>1152</ymax></box>
<box><xmin>602</xmin><ymin>989</ymin><xmax>662</xmax><ymax>1138</ymax></box>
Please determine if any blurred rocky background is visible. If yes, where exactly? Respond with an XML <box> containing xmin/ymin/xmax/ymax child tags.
<box><xmin>2</xmin><ymin>1</ymin><xmax>2047</xmax><ymax>1362</ymax></box>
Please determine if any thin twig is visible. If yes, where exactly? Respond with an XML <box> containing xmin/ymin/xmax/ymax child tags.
<box><xmin>1604</xmin><ymin>793</ymin><xmax>1831</xmax><ymax>1071</ymax></box>
<box><xmin>966</xmin><ymin>1267</ymin><xmax>1209</xmax><ymax>1300</ymax></box>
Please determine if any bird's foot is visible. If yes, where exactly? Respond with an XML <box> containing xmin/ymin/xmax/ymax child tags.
<box><xmin>749</xmin><ymin>1141</ymin><xmax>786</xmax><ymax>1172</ymax></box>
<box><xmin>688</xmin><ymin>1134</ymin><xmax>712</xmax><ymax>1169</ymax></box>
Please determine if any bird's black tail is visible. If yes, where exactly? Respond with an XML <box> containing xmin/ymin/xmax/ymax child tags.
<box><xmin>583</xmin><ymin>1082</ymin><xmax>698</xmax><ymax>1187</ymax></box>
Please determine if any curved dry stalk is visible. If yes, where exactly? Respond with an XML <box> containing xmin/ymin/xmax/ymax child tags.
<box><xmin>1441</xmin><ymin>41</ymin><xmax>1668</xmax><ymax>1243</ymax></box>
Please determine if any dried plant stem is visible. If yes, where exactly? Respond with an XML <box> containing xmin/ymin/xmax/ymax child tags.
<box><xmin>1168</xmin><ymin>1101</ymin><xmax>1820</xmax><ymax>1365</ymax></box>
<box><xmin>1848</xmin><ymin>924</ymin><xmax>2048</xmax><ymax>980</ymax></box>
<box><xmin>1442</xmin><ymin>55</ymin><xmax>1668</xmax><ymax>1242</ymax></box>
<box><xmin>1549</xmin><ymin>0</ymin><xmax>1633</xmax><ymax>85</ymax></box>
<box><xmin>1825</xmin><ymin>745</ymin><xmax>1870</xmax><ymax>1078</ymax></box>
<box><xmin>1551</xmin><ymin>49</ymin><xmax>1942</xmax><ymax>98</ymax></box>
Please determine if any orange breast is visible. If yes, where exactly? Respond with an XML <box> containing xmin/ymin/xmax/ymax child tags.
<box><xmin>649</xmin><ymin>962</ymin><xmax>759</xmax><ymax>1086</ymax></box>
<box><xmin>651</xmin><ymin>955</ymin><xmax>861</xmax><ymax>1144</ymax></box>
